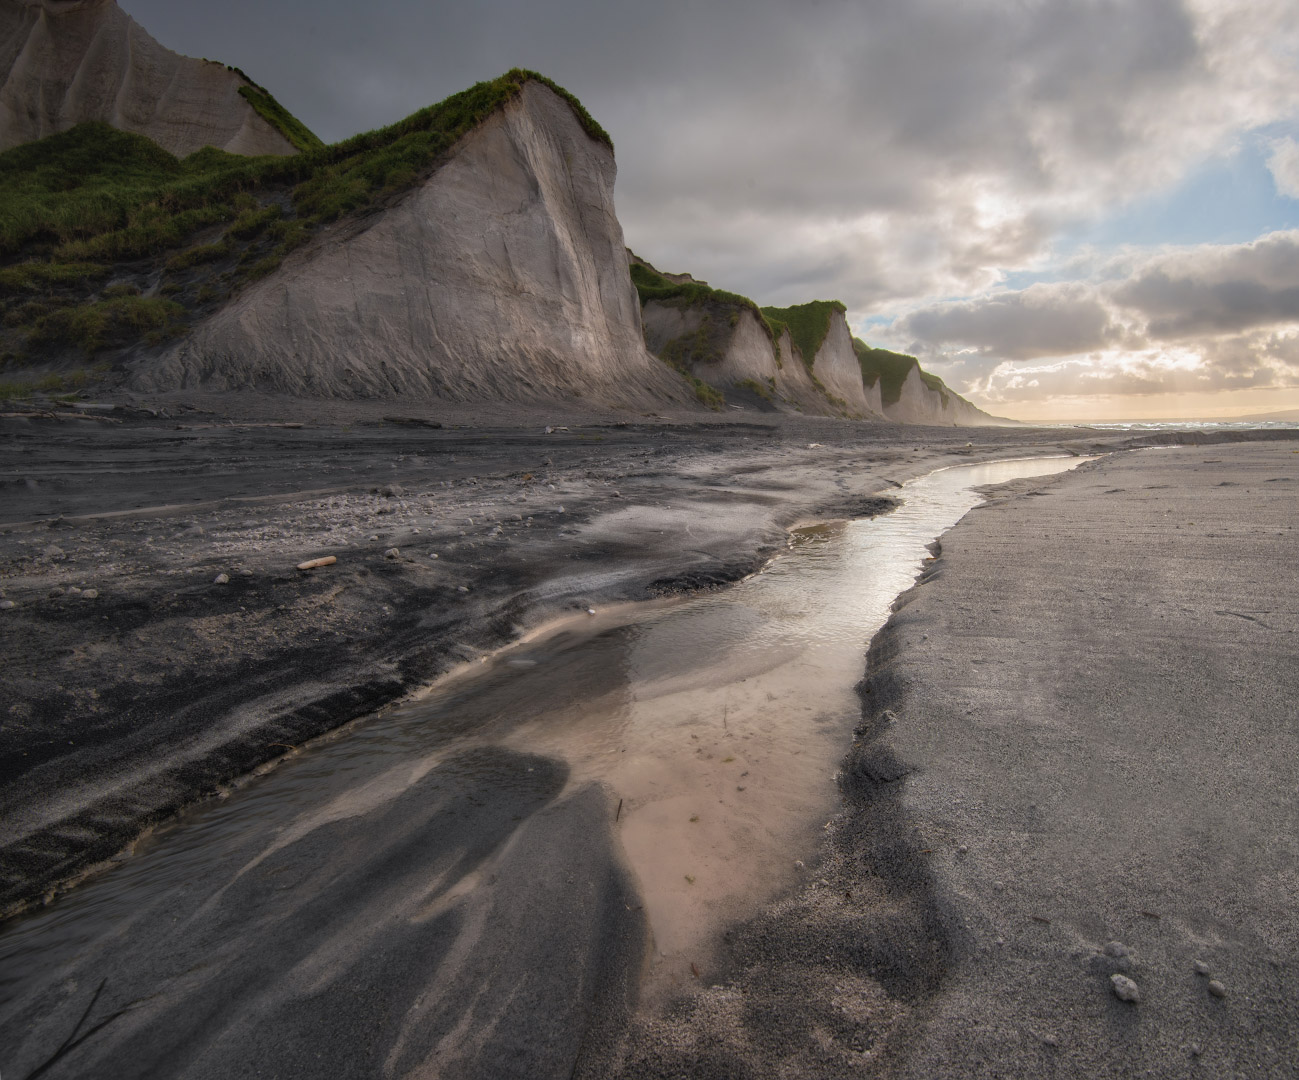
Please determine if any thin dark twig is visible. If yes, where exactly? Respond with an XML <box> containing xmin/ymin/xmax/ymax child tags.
<box><xmin>22</xmin><ymin>979</ymin><xmax>134</xmax><ymax>1080</ymax></box>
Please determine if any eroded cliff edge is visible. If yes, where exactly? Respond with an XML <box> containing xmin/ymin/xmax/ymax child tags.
<box><xmin>0</xmin><ymin>0</ymin><xmax>308</xmax><ymax>157</ymax></box>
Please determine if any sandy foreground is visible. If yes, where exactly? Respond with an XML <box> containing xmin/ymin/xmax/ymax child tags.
<box><xmin>0</xmin><ymin>397</ymin><xmax>1296</xmax><ymax>1077</ymax></box>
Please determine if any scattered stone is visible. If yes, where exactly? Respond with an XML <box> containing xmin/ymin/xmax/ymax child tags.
<box><xmin>794</xmin><ymin>860</ymin><xmax>806</xmax><ymax>872</ymax></box>
<box><xmin>213</xmin><ymin>573</ymin><xmax>230</xmax><ymax>584</ymax></box>
<box><xmin>586</xmin><ymin>607</ymin><xmax>596</xmax><ymax>616</ymax></box>
<box><xmin>67</xmin><ymin>586</ymin><xmax>81</xmax><ymax>596</ymax></box>
<box><xmin>369</xmin><ymin>534</ymin><xmax>379</xmax><ymax>542</ymax></box>
<box><xmin>430</xmin><ymin>552</ymin><xmax>439</xmax><ymax>559</ymax></box>
<box><xmin>457</xmin><ymin>585</ymin><xmax>470</xmax><ymax>593</ymax></box>
<box><xmin>958</xmin><ymin>844</ymin><xmax>969</xmax><ymax>855</ymax></box>
<box><xmin>1041</xmin><ymin>1034</ymin><xmax>1060</xmax><ymax>1048</ymax></box>
<box><xmin>882</xmin><ymin>709</ymin><xmax>899</xmax><ymax>723</ymax></box>
<box><xmin>379</xmin><ymin>485</ymin><xmax>403</xmax><ymax>497</ymax></box>
<box><xmin>297</xmin><ymin>556</ymin><xmax>338</xmax><ymax>571</ymax></box>
<box><xmin>1194</xmin><ymin>960</ymin><xmax>1211</xmax><ymax>976</ymax></box>
<box><xmin>0</xmin><ymin>600</ymin><xmax>15</xmax><ymax>610</ymax></box>
<box><xmin>240</xmin><ymin>569</ymin><xmax>253</xmax><ymax>576</ymax></box>
<box><xmin>81</xmin><ymin>589</ymin><xmax>98</xmax><ymax>599</ymax></box>
<box><xmin>1104</xmin><ymin>941</ymin><xmax>1129</xmax><ymax>958</ymax></box>
<box><xmin>1207</xmin><ymin>980</ymin><xmax>1226</xmax><ymax>998</ymax></box>
<box><xmin>1110</xmin><ymin>974</ymin><xmax>1141</xmax><ymax>1003</ymax></box>
<box><xmin>383</xmin><ymin>548</ymin><xmax>400</xmax><ymax>559</ymax></box>
<box><xmin>49</xmin><ymin>587</ymin><xmax>65</xmax><ymax>598</ymax></box>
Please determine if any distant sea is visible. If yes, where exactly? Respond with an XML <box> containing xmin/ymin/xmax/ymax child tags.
<box><xmin>1058</xmin><ymin>420</ymin><xmax>1299</xmax><ymax>432</ymax></box>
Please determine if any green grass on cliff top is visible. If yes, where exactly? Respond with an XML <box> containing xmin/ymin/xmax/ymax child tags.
<box><xmin>759</xmin><ymin>300</ymin><xmax>844</xmax><ymax>372</ymax></box>
<box><xmin>852</xmin><ymin>338</ymin><xmax>950</xmax><ymax>407</ymax></box>
<box><xmin>0</xmin><ymin>69</ymin><xmax>610</xmax><ymax>362</ymax></box>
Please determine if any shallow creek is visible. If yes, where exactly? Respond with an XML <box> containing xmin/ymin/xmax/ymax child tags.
<box><xmin>0</xmin><ymin>455</ymin><xmax>1088</xmax><ymax>1015</ymax></box>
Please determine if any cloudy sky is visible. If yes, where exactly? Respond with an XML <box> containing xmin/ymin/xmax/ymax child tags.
<box><xmin>121</xmin><ymin>0</ymin><xmax>1299</xmax><ymax>422</ymax></box>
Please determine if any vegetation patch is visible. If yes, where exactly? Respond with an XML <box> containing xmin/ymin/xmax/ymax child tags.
<box><xmin>236</xmin><ymin>83</ymin><xmax>325</xmax><ymax>153</ymax></box>
<box><xmin>630</xmin><ymin>260</ymin><xmax>776</xmax><ymax>345</ymax></box>
<box><xmin>0</xmin><ymin>69</ymin><xmax>609</xmax><ymax>366</ymax></box>
<box><xmin>27</xmin><ymin>296</ymin><xmax>187</xmax><ymax>354</ymax></box>
<box><xmin>734</xmin><ymin>377</ymin><xmax>773</xmax><ymax>402</ymax></box>
<box><xmin>760</xmin><ymin>300</ymin><xmax>845</xmax><ymax>372</ymax></box>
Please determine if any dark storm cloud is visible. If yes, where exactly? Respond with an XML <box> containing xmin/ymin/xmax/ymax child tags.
<box><xmin>897</xmin><ymin>284</ymin><xmax>1114</xmax><ymax>360</ymax></box>
<box><xmin>1113</xmin><ymin>232</ymin><xmax>1299</xmax><ymax>339</ymax></box>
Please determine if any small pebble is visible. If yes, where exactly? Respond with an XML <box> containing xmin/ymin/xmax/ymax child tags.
<box><xmin>958</xmin><ymin>844</ymin><xmax>969</xmax><ymax>855</ymax></box>
<box><xmin>430</xmin><ymin>553</ymin><xmax>439</xmax><ymax>559</ymax></box>
<box><xmin>213</xmin><ymin>573</ymin><xmax>230</xmax><ymax>584</ymax></box>
<box><xmin>1110</xmin><ymin>974</ymin><xmax>1141</xmax><ymax>1003</ymax></box>
<box><xmin>0</xmin><ymin>600</ymin><xmax>15</xmax><ymax>610</ymax></box>
<box><xmin>384</xmin><ymin>548</ymin><xmax>400</xmax><ymax>559</ymax></box>
<box><xmin>1207</xmin><ymin>980</ymin><xmax>1226</xmax><ymax>998</ymax></box>
<box><xmin>1041</xmin><ymin>1034</ymin><xmax>1059</xmax><ymax>1048</ymax></box>
<box><xmin>82</xmin><ymin>589</ymin><xmax>98</xmax><ymax>599</ymax></box>
<box><xmin>1104</xmin><ymin>941</ymin><xmax>1129</xmax><ymax>958</ymax></box>
<box><xmin>586</xmin><ymin>607</ymin><xmax>596</xmax><ymax>616</ymax></box>
<box><xmin>49</xmin><ymin>587</ymin><xmax>66</xmax><ymax>598</ymax></box>
<box><xmin>457</xmin><ymin>585</ymin><xmax>470</xmax><ymax>593</ymax></box>
<box><xmin>67</xmin><ymin>586</ymin><xmax>81</xmax><ymax>596</ymax></box>
<box><xmin>1194</xmin><ymin>960</ymin><xmax>1211</xmax><ymax>976</ymax></box>
<box><xmin>794</xmin><ymin>860</ymin><xmax>805</xmax><ymax>872</ymax></box>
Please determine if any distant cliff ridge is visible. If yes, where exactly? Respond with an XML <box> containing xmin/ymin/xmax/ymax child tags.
<box><xmin>0</xmin><ymin>0</ymin><xmax>312</xmax><ymax>157</ymax></box>
<box><xmin>631</xmin><ymin>254</ymin><xmax>1010</xmax><ymax>425</ymax></box>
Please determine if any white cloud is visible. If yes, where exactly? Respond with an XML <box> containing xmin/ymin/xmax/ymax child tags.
<box><xmin>884</xmin><ymin>231</ymin><xmax>1299</xmax><ymax>404</ymax></box>
<box><xmin>1266</xmin><ymin>136</ymin><xmax>1299</xmax><ymax>199</ymax></box>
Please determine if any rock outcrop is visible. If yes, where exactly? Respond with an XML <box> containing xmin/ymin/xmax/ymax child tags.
<box><xmin>138</xmin><ymin>81</ymin><xmax>690</xmax><ymax>410</ymax></box>
<box><xmin>0</xmin><ymin>0</ymin><xmax>304</xmax><ymax>157</ymax></box>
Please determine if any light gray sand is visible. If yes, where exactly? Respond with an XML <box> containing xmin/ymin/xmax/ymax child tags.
<box><xmin>615</xmin><ymin>441</ymin><xmax>1298</xmax><ymax>1078</ymax></box>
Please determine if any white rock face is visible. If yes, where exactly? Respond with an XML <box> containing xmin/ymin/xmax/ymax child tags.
<box><xmin>811</xmin><ymin>311</ymin><xmax>881</xmax><ymax>418</ymax></box>
<box><xmin>882</xmin><ymin>364</ymin><xmax>1012</xmax><ymax>426</ymax></box>
<box><xmin>641</xmin><ymin>302</ymin><xmax>877</xmax><ymax>417</ymax></box>
<box><xmin>139</xmin><ymin>82</ymin><xmax>690</xmax><ymax>409</ymax></box>
<box><xmin>0</xmin><ymin>0</ymin><xmax>297</xmax><ymax>157</ymax></box>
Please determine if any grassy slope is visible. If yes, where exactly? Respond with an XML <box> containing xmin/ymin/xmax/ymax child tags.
<box><xmin>853</xmin><ymin>338</ymin><xmax>951</xmax><ymax>408</ymax></box>
<box><xmin>759</xmin><ymin>299</ymin><xmax>844</xmax><ymax>372</ymax></box>
<box><xmin>0</xmin><ymin>69</ymin><xmax>608</xmax><ymax>370</ymax></box>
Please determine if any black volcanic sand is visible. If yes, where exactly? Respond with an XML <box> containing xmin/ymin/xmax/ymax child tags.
<box><xmin>1</xmin><ymin>393</ymin><xmax>1296</xmax><ymax>1079</ymax></box>
<box><xmin>614</xmin><ymin>442</ymin><xmax>1299</xmax><ymax>1078</ymax></box>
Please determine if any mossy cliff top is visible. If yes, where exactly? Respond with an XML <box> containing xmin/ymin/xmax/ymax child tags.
<box><xmin>759</xmin><ymin>300</ymin><xmax>845</xmax><ymax>372</ymax></box>
<box><xmin>853</xmin><ymin>339</ymin><xmax>950</xmax><ymax>407</ymax></box>
<box><xmin>0</xmin><ymin>70</ymin><xmax>609</xmax><ymax>369</ymax></box>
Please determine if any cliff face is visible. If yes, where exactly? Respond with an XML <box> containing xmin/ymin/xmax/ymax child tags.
<box><xmin>880</xmin><ymin>366</ymin><xmax>1012</xmax><ymax>425</ymax></box>
<box><xmin>137</xmin><ymin>82</ymin><xmax>689</xmax><ymax>409</ymax></box>
<box><xmin>0</xmin><ymin>0</ymin><xmax>301</xmax><ymax>156</ymax></box>
<box><xmin>810</xmin><ymin>311</ymin><xmax>882</xmax><ymax>418</ymax></box>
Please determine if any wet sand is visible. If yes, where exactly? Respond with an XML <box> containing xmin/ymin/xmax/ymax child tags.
<box><xmin>2</xmin><ymin>395</ymin><xmax>1297</xmax><ymax>1078</ymax></box>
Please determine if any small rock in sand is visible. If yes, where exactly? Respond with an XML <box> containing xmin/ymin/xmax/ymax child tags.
<box><xmin>213</xmin><ymin>573</ymin><xmax>230</xmax><ymax>584</ymax></box>
<box><xmin>67</xmin><ymin>586</ymin><xmax>81</xmax><ymax>596</ymax></box>
<box><xmin>1104</xmin><ymin>941</ymin><xmax>1130</xmax><ymax>958</ymax></box>
<box><xmin>82</xmin><ymin>589</ymin><xmax>98</xmax><ymax>599</ymax></box>
<box><xmin>1194</xmin><ymin>960</ymin><xmax>1211</xmax><ymax>976</ymax></box>
<box><xmin>1110</xmin><ymin>974</ymin><xmax>1141</xmax><ymax>1003</ymax></box>
<box><xmin>0</xmin><ymin>600</ymin><xmax>15</xmax><ymax>610</ymax></box>
<box><xmin>384</xmin><ymin>548</ymin><xmax>400</xmax><ymax>559</ymax></box>
<box><xmin>49</xmin><ymin>587</ymin><xmax>65</xmax><ymax>598</ymax></box>
<box><xmin>457</xmin><ymin>585</ymin><xmax>470</xmax><ymax>593</ymax></box>
<box><xmin>1207</xmin><ymin>980</ymin><xmax>1227</xmax><ymax>998</ymax></box>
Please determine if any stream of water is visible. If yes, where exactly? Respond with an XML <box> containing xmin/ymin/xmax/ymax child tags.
<box><xmin>0</xmin><ymin>454</ymin><xmax>1090</xmax><ymax>1024</ymax></box>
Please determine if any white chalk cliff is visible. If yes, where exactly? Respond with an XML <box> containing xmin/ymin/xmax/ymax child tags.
<box><xmin>0</xmin><ymin>0</ymin><xmax>299</xmax><ymax>157</ymax></box>
<box><xmin>139</xmin><ymin>82</ymin><xmax>690</xmax><ymax>409</ymax></box>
